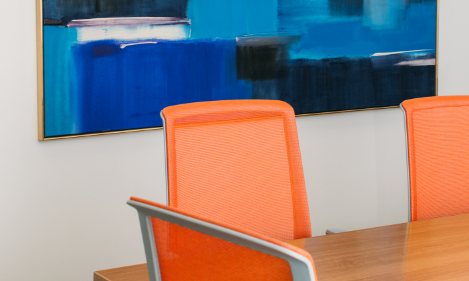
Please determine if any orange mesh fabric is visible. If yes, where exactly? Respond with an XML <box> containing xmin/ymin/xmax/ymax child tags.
<box><xmin>402</xmin><ymin>96</ymin><xmax>469</xmax><ymax>221</ymax></box>
<box><xmin>130</xmin><ymin>197</ymin><xmax>317</xmax><ymax>281</ymax></box>
<box><xmin>162</xmin><ymin>100</ymin><xmax>311</xmax><ymax>240</ymax></box>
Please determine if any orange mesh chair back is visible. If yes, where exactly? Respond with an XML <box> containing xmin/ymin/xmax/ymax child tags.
<box><xmin>401</xmin><ymin>96</ymin><xmax>469</xmax><ymax>221</ymax></box>
<box><xmin>161</xmin><ymin>100</ymin><xmax>311</xmax><ymax>241</ymax></box>
<box><xmin>128</xmin><ymin>197</ymin><xmax>317</xmax><ymax>281</ymax></box>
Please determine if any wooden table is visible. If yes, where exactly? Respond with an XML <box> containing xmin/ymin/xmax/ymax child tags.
<box><xmin>94</xmin><ymin>213</ymin><xmax>469</xmax><ymax>281</ymax></box>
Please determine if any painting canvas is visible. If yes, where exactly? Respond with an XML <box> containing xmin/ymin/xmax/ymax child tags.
<box><xmin>38</xmin><ymin>0</ymin><xmax>437</xmax><ymax>140</ymax></box>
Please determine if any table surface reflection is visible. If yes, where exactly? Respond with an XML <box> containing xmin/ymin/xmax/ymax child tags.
<box><xmin>288</xmin><ymin>213</ymin><xmax>469</xmax><ymax>280</ymax></box>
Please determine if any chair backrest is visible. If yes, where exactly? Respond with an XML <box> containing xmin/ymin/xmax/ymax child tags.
<box><xmin>128</xmin><ymin>197</ymin><xmax>317</xmax><ymax>281</ymax></box>
<box><xmin>161</xmin><ymin>100</ymin><xmax>311</xmax><ymax>240</ymax></box>
<box><xmin>401</xmin><ymin>96</ymin><xmax>469</xmax><ymax>221</ymax></box>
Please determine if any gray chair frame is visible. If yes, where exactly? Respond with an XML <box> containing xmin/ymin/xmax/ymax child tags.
<box><xmin>400</xmin><ymin>103</ymin><xmax>414</xmax><ymax>223</ymax></box>
<box><xmin>128</xmin><ymin>199</ymin><xmax>316</xmax><ymax>281</ymax></box>
<box><xmin>160</xmin><ymin>111</ymin><xmax>170</xmax><ymax>205</ymax></box>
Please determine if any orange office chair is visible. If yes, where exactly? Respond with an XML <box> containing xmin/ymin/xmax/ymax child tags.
<box><xmin>160</xmin><ymin>100</ymin><xmax>311</xmax><ymax>241</ymax></box>
<box><xmin>128</xmin><ymin>197</ymin><xmax>318</xmax><ymax>281</ymax></box>
<box><xmin>401</xmin><ymin>96</ymin><xmax>469</xmax><ymax>221</ymax></box>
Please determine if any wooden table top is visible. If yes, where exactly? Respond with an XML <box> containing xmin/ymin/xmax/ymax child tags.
<box><xmin>94</xmin><ymin>213</ymin><xmax>469</xmax><ymax>281</ymax></box>
<box><xmin>94</xmin><ymin>263</ymin><xmax>149</xmax><ymax>281</ymax></box>
<box><xmin>291</xmin><ymin>213</ymin><xmax>469</xmax><ymax>280</ymax></box>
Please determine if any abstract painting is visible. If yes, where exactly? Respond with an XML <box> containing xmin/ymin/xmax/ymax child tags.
<box><xmin>37</xmin><ymin>0</ymin><xmax>437</xmax><ymax>140</ymax></box>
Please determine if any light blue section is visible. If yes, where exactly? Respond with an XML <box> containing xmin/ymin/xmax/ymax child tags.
<box><xmin>279</xmin><ymin>1</ymin><xmax>437</xmax><ymax>59</ymax></box>
<box><xmin>363</xmin><ymin>0</ymin><xmax>408</xmax><ymax>30</ymax></box>
<box><xmin>44</xmin><ymin>26</ymin><xmax>79</xmax><ymax>137</ymax></box>
<box><xmin>279</xmin><ymin>0</ymin><xmax>337</xmax><ymax>30</ymax></box>
<box><xmin>188</xmin><ymin>0</ymin><xmax>278</xmax><ymax>39</ymax></box>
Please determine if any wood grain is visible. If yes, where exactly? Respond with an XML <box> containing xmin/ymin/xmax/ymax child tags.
<box><xmin>290</xmin><ymin>213</ymin><xmax>469</xmax><ymax>281</ymax></box>
<box><xmin>94</xmin><ymin>264</ymin><xmax>149</xmax><ymax>281</ymax></box>
<box><xmin>95</xmin><ymin>213</ymin><xmax>469</xmax><ymax>281</ymax></box>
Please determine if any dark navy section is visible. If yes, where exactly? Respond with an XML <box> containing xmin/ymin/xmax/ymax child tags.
<box><xmin>328</xmin><ymin>0</ymin><xmax>363</xmax><ymax>17</ymax></box>
<box><xmin>44</xmin><ymin>0</ymin><xmax>189</xmax><ymax>22</ymax></box>
<box><xmin>236</xmin><ymin>45</ymin><xmax>289</xmax><ymax>81</ymax></box>
<box><xmin>269</xmin><ymin>57</ymin><xmax>436</xmax><ymax>114</ymax></box>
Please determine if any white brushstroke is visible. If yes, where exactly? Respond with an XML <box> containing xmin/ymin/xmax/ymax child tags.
<box><xmin>371</xmin><ymin>49</ymin><xmax>432</xmax><ymax>57</ymax></box>
<box><xmin>75</xmin><ymin>24</ymin><xmax>190</xmax><ymax>42</ymax></box>
<box><xmin>120</xmin><ymin>42</ymin><xmax>158</xmax><ymax>49</ymax></box>
<box><xmin>395</xmin><ymin>59</ymin><xmax>436</xmax><ymax>66</ymax></box>
<box><xmin>68</xmin><ymin>17</ymin><xmax>190</xmax><ymax>27</ymax></box>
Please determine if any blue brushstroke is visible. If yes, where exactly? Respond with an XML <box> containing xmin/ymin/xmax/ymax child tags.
<box><xmin>44</xmin><ymin>26</ymin><xmax>79</xmax><ymax>137</ymax></box>
<box><xmin>279</xmin><ymin>0</ymin><xmax>333</xmax><ymax>29</ymax></box>
<box><xmin>280</xmin><ymin>1</ymin><xmax>437</xmax><ymax>59</ymax></box>
<box><xmin>188</xmin><ymin>0</ymin><xmax>278</xmax><ymax>39</ymax></box>
<box><xmin>362</xmin><ymin>0</ymin><xmax>407</xmax><ymax>30</ymax></box>
<box><xmin>70</xmin><ymin>39</ymin><xmax>250</xmax><ymax>134</ymax></box>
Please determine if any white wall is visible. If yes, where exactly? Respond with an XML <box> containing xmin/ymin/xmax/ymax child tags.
<box><xmin>0</xmin><ymin>0</ymin><xmax>465</xmax><ymax>280</ymax></box>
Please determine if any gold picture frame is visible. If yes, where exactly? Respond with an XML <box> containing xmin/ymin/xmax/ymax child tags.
<box><xmin>37</xmin><ymin>0</ymin><xmax>439</xmax><ymax>141</ymax></box>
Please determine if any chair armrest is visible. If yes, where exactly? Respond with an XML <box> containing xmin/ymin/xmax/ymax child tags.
<box><xmin>128</xmin><ymin>198</ymin><xmax>317</xmax><ymax>281</ymax></box>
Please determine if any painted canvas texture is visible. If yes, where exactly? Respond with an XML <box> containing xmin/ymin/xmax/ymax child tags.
<box><xmin>42</xmin><ymin>0</ymin><xmax>437</xmax><ymax>138</ymax></box>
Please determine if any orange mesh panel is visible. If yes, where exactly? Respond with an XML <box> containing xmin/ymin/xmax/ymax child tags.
<box><xmin>162</xmin><ymin>100</ymin><xmax>311</xmax><ymax>240</ymax></box>
<box><xmin>130</xmin><ymin>197</ymin><xmax>317</xmax><ymax>281</ymax></box>
<box><xmin>402</xmin><ymin>96</ymin><xmax>469</xmax><ymax>221</ymax></box>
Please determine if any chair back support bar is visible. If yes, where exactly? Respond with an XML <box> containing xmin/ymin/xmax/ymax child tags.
<box><xmin>128</xmin><ymin>198</ymin><xmax>317</xmax><ymax>281</ymax></box>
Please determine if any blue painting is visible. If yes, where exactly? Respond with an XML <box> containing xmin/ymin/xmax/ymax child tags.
<box><xmin>42</xmin><ymin>0</ymin><xmax>437</xmax><ymax>138</ymax></box>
